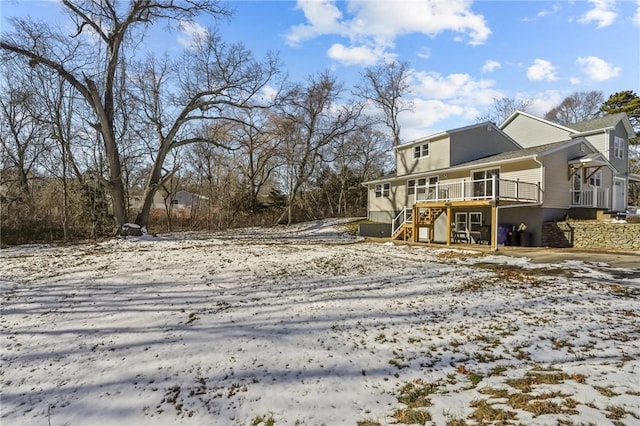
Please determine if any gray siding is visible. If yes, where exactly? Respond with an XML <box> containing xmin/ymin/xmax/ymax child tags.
<box><xmin>450</xmin><ymin>125</ymin><xmax>519</xmax><ymax>166</ymax></box>
<box><xmin>540</xmin><ymin>143</ymin><xmax>593</xmax><ymax>208</ymax></box>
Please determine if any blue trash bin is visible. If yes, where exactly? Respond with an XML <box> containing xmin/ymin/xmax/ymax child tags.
<box><xmin>497</xmin><ymin>224</ymin><xmax>511</xmax><ymax>245</ymax></box>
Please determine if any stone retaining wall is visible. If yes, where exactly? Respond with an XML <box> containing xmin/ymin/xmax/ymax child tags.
<box><xmin>542</xmin><ymin>221</ymin><xmax>640</xmax><ymax>250</ymax></box>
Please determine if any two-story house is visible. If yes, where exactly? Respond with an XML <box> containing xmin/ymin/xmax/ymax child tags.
<box><xmin>363</xmin><ymin>111</ymin><xmax>635</xmax><ymax>248</ymax></box>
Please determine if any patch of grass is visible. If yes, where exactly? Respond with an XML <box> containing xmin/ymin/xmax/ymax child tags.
<box><xmin>356</xmin><ymin>421</ymin><xmax>381</xmax><ymax>426</ymax></box>
<box><xmin>392</xmin><ymin>407</ymin><xmax>431</xmax><ymax>425</ymax></box>
<box><xmin>251</xmin><ymin>414</ymin><xmax>276</xmax><ymax>426</ymax></box>
<box><xmin>396</xmin><ymin>380</ymin><xmax>438</xmax><ymax>408</ymax></box>
<box><xmin>445</xmin><ymin>419</ymin><xmax>467</xmax><ymax>426</ymax></box>
<box><xmin>606</xmin><ymin>405</ymin><xmax>631</xmax><ymax>420</ymax></box>
<box><xmin>488</xmin><ymin>365</ymin><xmax>508</xmax><ymax>376</ymax></box>
<box><xmin>477</xmin><ymin>389</ymin><xmax>577</xmax><ymax>417</ymax></box>
<box><xmin>467</xmin><ymin>372</ymin><xmax>484</xmax><ymax>388</ymax></box>
<box><xmin>469</xmin><ymin>399</ymin><xmax>517</xmax><ymax>423</ymax></box>
<box><xmin>506</xmin><ymin>370</ymin><xmax>570</xmax><ymax>392</ymax></box>
<box><xmin>594</xmin><ymin>385</ymin><xmax>620</xmax><ymax>397</ymax></box>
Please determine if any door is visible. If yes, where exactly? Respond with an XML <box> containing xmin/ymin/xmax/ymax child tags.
<box><xmin>612</xmin><ymin>177</ymin><xmax>626</xmax><ymax>212</ymax></box>
<box><xmin>572</xmin><ymin>169</ymin><xmax>582</xmax><ymax>205</ymax></box>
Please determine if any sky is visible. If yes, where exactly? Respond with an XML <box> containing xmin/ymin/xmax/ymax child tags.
<box><xmin>1</xmin><ymin>0</ymin><xmax>640</xmax><ymax>142</ymax></box>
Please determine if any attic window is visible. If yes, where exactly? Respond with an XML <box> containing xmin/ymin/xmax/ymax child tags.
<box><xmin>414</xmin><ymin>143</ymin><xmax>430</xmax><ymax>159</ymax></box>
<box><xmin>614</xmin><ymin>136</ymin><xmax>625</xmax><ymax>159</ymax></box>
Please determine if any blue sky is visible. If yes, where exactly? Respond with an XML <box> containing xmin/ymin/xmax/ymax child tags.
<box><xmin>2</xmin><ymin>0</ymin><xmax>639</xmax><ymax>142</ymax></box>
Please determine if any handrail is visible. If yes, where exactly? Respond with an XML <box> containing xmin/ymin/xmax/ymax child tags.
<box><xmin>570</xmin><ymin>188</ymin><xmax>609</xmax><ymax>209</ymax></box>
<box><xmin>414</xmin><ymin>177</ymin><xmax>541</xmax><ymax>203</ymax></box>
<box><xmin>391</xmin><ymin>207</ymin><xmax>413</xmax><ymax>236</ymax></box>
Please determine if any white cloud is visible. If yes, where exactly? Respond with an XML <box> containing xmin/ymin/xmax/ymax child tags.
<box><xmin>570</xmin><ymin>77</ymin><xmax>582</xmax><ymax>85</ymax></box>
<box><xmin>528</xmin><ymin>90</ymin><xmax>563</xmax><ymax>117</ymax></box>
<box><xmin>178</xmin><ymin>21</ymin><xmax>209</xmax><ymax>48</ymax></box>
<box><xmin>482</xmin><ymin>60</ymin><xmax>501</xmax><ymax>73</ymax></box>
<box><xmin>416</xmin><ymin>47</ymin><xmax>431</xmax><ymax>60</ymax></box>
<box><xmin>286</xmin><ymin>0</ymin><xmax>491</xmax><ymax>65</ymax></box>
<box><xmin>537</xmin><ymin>3</ymin><xmax>561</xmax><ymax>18</ymax></box>
<box><xmin>327</xmin><ymin>43</ymin><xmax>380</xmax><ymax>65</ymax></box>
<box><xmin>634</xmin><ymin>0</ymin><xmax>640</xmax><ymax>25</ymax></box>
<box><xmin>286</xmin><ymin>1</ymin><xmax>345</xmax><ymax>46</ymax></box>
<box><xmin>400</xmin><ymin>99</ymin><xmax>468</xmax><ymax>140</ymax></box>
<box><xmin>579</xmin><ymin>0</ymin><xmax>617</xmax><ymax>28</ymax></box>
<box><xmin>527</xmin><ymin>59</ymin><xmax>559</xmax><ymax>81</ymax></box>
<box><xmin>412</xmin><ymin>71</ymin><xmax>501</xmax><ymax>103</ymax></box>
<box><xmin>576</xmin><ymin>56</ymin><xmax>621</xmax><ymax>81</ymax></box>
<box><xmin>522</xmin><ymin>2</ymin><xmax>561</xmax><ymax>21</ymax></box>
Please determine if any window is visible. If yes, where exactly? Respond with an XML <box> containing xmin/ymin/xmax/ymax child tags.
<box><xmin>413</xmin><ymin>143</ymin><xmax>430</xmax><ymax>159</ymax></box>
<box><xmin>613</xmin><ymin>136</ymin><xmax>625</xmax><ymax>159</ymax></box>
<box><xmin>588</xmin><ymin>168</ymin><xmax>602</xmax><ymax>187</ymax></box>
<box><xmin>408</xmin><ymin>178</ymin><xmax>427</xmax><ymax>195</ymax></box>
<box><xmin>572</xmin><ymin>168</ymin><xmax>582</xmax><ymax>204</ymax></box>
<box><xmin>454</xmin><ymin>212</ymin><xmax>467</xmax><ymax>232</ymax></box>
<box><xmin>469</xmin><ymin>212</ymin><xmax>483</xmax><ymax>232</ymax></box>
<box><xmin>472</xmin><ymin>168</ymin><xmax>499</xmax><ymax>197</ymax></box>
<box><xmin>375</xmin><ymin>183</ymin><xmax>390</xmax><ymax>198</ymax></box>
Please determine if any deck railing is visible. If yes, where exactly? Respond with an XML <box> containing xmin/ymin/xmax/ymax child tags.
<box><xmin>413</xmin><ymin>176</ymin><xmax>541</xmax><ymax>204</ymax></box>
<box><xmin>391</xmin><ymin>207</ymin><xmax>413</xmax><ymax>236</ymax></box>
<box><xmin>570</xmin><ymin>188</ymin><xmax>609</xmax><ymax>209</ymax></box>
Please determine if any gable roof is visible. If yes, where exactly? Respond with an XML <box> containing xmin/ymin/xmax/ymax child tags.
<box><xmin>500</xmin><ymin>110</ymin><xmax>576</xmax><ymax>134</ymax></box>
<box><xmin>397</xmin><ymin>121</ymin><xmax>519</xmax><ymax>149</ymax></box>
<box><xmin>502</xmin><ymin>110</ymin><xmax>636</xmax><ymax>139</ymax></box>
<box><xmin>364</xmin><ymin>139</ymin><xmax>600</xmax><ymax>185</ymax></box>
<box><xmin>567</xmin><ymin>112</ymin><xmax>636</xmax><ymax>138</ymax></box>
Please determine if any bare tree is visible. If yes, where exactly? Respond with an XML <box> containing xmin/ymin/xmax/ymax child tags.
<box><xmin>354</xmin><ymin>60</ymin><xmax>412</xmax><ymax>148</ymax></box>
<box><xmin>128</xmin><ymin>31</ymin><xmax>280</xmax><ymax>230</ymax></box>
<box><xmin>276</xmin><ymin>71</ymin><xmax>362</xmax><ymax>225</ymax></box>
<box><xmin>476</xmin><ymin>97</ymin><xmax>532</xmax><ymax>124</ymax></box>
<box><xmin>228</xmin><ymin>109</ymin><xmax>282</xmax><ymax>215</ymax></box>
<box><xmin>0</xmin><ymin>60</ymin><xmax>51</xmax><ymax>202</ymax></box>
<box><xmin>1</xmin><ymin>0</ymin><xmax>230</xmax><ymax>233</ymax></box>
<box><xmin>544</xmin><ymin>91</ymin><xmax>604</xmax><ymax>125</ymax></box>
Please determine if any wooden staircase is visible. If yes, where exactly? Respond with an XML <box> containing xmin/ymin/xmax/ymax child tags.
<box><xmin>392</xmin><ymin>206</ymin><xmax>445</xmax><ymax>242</ymax></box>
<box><xmin>392</xmin><ymin>223</ymin><xmax>413</xmax><ymax>241</ymax></box>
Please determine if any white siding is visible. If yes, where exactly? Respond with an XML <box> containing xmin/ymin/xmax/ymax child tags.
<box><xmin>396</xmin><ymin>136</ymin><xmax>450</xmax><ymax>175</ymax></box>
<box><xmin>502</xmin><ymin>115</ymin><xmax>570</xmax><ymax>147</ymax></box>
<box><xmin>367</xmin><ymin>181</ymin><xmax>406</xmax><ymax>222</ymax></box>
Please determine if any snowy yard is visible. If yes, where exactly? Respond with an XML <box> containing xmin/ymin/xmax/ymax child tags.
<box><xmin>1</xmin><ymin>219</ymin><xmax>639</xmax><ymax>426</ymax></box>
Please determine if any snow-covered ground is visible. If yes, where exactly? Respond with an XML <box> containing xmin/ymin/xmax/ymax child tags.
<box><xmin>1</xmin><ymin>219</ymin><xmax>639</xmax><ymax>426</ymax></box>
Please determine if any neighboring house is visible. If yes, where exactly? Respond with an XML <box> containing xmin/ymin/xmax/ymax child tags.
<box><xmin>363</xmin><ymin>112</ymin><xmax>635</xmax><ymax>247</ymax></box>
<box><xmin>131</xmin><ymin>190</ymin><xmax>208</xmax><ymax>215</ymax></box>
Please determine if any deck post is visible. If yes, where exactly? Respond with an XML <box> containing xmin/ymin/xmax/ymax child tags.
<box><xmin>491</xmin><ymin>202</ymin><xmax>497</xmax><ymax>250</ymax></box>
<box><xmin>492</xmin><ymin>175</ymin><xmax>497</xmax><ymax>200</ymax></box>
<box><xmin>446</xmin><ymin>204</ymin><xmax>452</xmax><ymax>246</ymax></box>
<box><xmin>412</xmin><ymin>205</ymin><xmax>419</xmax><ymax>243</ymax></box>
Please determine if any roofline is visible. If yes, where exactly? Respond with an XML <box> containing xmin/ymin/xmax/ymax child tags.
<box><xmin>502</xmin><ymin>110</ymin><xmax>636</xmax><ymax>139</ymax></box>
<box><xmin>500</xmin><ymin>110</ymin><xmax>577</xmax><ymax>133</ymax></box>
<box><xmin>363</xmin><ymin>138</ymin><xmax>612</xmax><ymax>185</ymax></box>
<box><xmin>396</xmin><ymin>121</ymin><xmax>501</xmax><ymax>150</ymax></box>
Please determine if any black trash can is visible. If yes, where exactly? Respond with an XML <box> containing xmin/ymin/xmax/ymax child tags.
<box><xmin>519</xmin><ymin>231</ymin><xmax>532</xmax><ymax>247</ymax></box>
<box><xmin>507</xmin><ymin>227</ymin><xmax>520</xmax><ymax>246</ymax></box>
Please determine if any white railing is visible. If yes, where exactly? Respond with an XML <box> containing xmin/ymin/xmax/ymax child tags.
<box><xmin>391</xmin><ymin>207</ymin><xmax>413</xmax><ymax>236</ymax></box>
<box><xmin>570</xmin><ymin>188</ymin><xmax>609</xmax><ymax>209</ymax></box>
<box><xmin>413</xmin><ymin>176</ymin><xmax>541</xmax><ymax>204</ymax></box>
